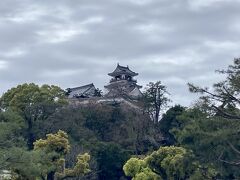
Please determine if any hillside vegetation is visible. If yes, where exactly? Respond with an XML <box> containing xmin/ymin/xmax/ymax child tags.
<box><xmin>0</xmin><ymin>59</ymin><xmax>240</xmax><ymax>179</ymax></box>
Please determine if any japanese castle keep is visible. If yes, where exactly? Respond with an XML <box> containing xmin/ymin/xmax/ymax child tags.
<box><xmin>104</xmin><ymin>64</ymin><xmax>142</xmax><ymax>98</ymax></box>
<box><xmin>67</xmin><ymin>64</ymin><xmax>142</xmax><ymax>102</ymax></box>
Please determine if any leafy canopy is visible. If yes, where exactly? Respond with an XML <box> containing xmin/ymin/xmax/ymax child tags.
<box><xmin>123</xmin><ymin>146</ymin><xmax>217</xmax><ymax>180</ymax></box>
<box><xmin>1</xmin><ymin>130</ymin><xmax>90</xmax><ymax>180</ymax></box>
<box><xmin>34</xmin><ymin>130</ymin><xmax>70</xmax><ymax>155</ymax></box>
<box><xmin>0</xmin><ymin>83</ymin><xmax>66</xmax><ymax>113</ymax></box>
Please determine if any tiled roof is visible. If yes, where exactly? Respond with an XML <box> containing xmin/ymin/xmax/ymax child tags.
<box><xmin>108</xmin><ymin>64</ymin><xmax>138</xmax><ymax>77</ymax></box>
<box><xmin>67</xmin><ymin>83</ymin><xmax>94</xmax><ymax>91</ymax></box>
<box><xmin>67</xmin><ymin>83</ymin><xmax>96</xmax><ymax>98</ymax></box>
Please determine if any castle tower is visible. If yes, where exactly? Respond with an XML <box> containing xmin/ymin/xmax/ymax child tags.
<box><xmin>104</xmin><ymin>64</ymin><xmax>142</xmax><ymax>99</ymax></box>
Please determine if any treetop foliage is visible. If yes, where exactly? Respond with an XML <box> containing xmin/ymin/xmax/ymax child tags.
<box><xmin>34</xmin><ymin>130</ymin><xmax>70</xmax><ymax>155</ymax></box>
<box><xmin>8</xmin><ymin>130</ymin><xmax>91</xmax><ymax>180</ymax></box>
<box><xmin>0</xmin><ymin>83</ymin><xmax>66</xmax><ymax>113</ymax></box>
<box><xmin>123</xmin><ymin>146</ymin><xmax>217</xmax><ymax>180</ymax></box>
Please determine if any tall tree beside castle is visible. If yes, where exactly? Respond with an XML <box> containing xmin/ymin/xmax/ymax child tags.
<box><xmin>143</xmin><ymin>81</ymin><xmax>170</xmax><ymax>123</ymax></box>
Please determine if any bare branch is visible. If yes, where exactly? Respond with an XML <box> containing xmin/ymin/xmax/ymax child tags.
<box><xmin>227</xmin><ymin>142</ymin><xmax>240</xmax><ymax>155</ymax></box>
<box><xmin>212</xmin><ymin>105</ymin><xmax>240</xmax><ymax>120</ymax></box>
<box><xmin>218</xmin><ymin>151</ymin><xmax>240</xmax><ymax>166</ymax></box>
<box><xmin>222</xmin><ymin>86</ymin><xmax>240</xmax><ymax>105</ymax></box>
<box><xmin>188</xmin><ymin>83</ymin><xmax>224</xmax><ymax>99</ymax></box>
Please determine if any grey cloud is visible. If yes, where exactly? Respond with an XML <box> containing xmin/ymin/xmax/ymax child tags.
<box><xmin>0</xmin><ymin>0</ymin><xmax>239</xmax><ymax>105</ymax></box>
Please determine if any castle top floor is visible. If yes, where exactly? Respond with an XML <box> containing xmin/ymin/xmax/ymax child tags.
<box><xmin>108</xmin><ymin>64</ymin><xmax>139</xmax><ymax>83</ymax></box>
<box><xmin>108</xmin><ymin>64</ymin><xmax>138</xmax><ymax>77</ymax></box>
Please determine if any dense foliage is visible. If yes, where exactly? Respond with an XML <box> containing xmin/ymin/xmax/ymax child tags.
<box><xmin>0</xmin><ymin>59</ymin><xmax>240</xmax><ymax>179</ymax></box>
<box><xmin>123</xmin><ymin>146</ymin><xmax>216</xmax><ymax>180</ymax></box>
<box><xmin>40</xmin><ymin>103</ymin><xmax>160</xmax><ymax>179</ymax></box>
<box><xmin>0</xmin><ymin>130</ymin><xmax>90</xmax><ymax>180</ymax></box>
<box><xmin>0</xmin><ymin>83</ymin><xmax>66</xmax><ymax>149</ymax></box>
<box><xmin>171</xmin><ymin>59</ymin><xmax>240</xmax><ymax>179</ymax></box>
<box><xmin>0</xmin><ymin>84</ymin><xmax>160</xmax><ymax>179</ymax></box>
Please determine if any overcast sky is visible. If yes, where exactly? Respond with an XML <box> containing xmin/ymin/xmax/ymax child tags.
<box><xmin>0</xmin><ymin>0</ymin><xmax>239</xmax><ymax>106</ymax></box>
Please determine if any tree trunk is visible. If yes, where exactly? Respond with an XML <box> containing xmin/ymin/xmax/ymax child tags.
<box><xmin>155</xmin><ymin>106</ymin><xmax>160</xmax><ymax>124</ymax></box>
<box><xmin>47</xmin><ymin>171</ymin><xmax>55</xmax><ymax>180</ymax></box>
<box><xmin>25</xmin><ymin>115</ymin><xmax>35</xmax><ymax>150</ymax></box>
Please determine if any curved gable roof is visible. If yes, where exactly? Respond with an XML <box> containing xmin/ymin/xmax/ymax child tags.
<box><xmin>108</xmin><ymin>64</ymin><xmax>138</xmax><ymax>77</ymax></box>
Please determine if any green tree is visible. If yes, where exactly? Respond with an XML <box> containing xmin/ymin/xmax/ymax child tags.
<box><xmin>34</xmin><ymin>130</ymin><xmax>90</xmax><ymax>180</ymax></box>
<box><xmin>123</xmin><ymin>146</ymin><xmax>217</xmax><ymax>180</ymax></box>
<box><xmin>159</xmin><ymin>105</ymin><xmax>185</xmax><ymax>145</ymax></box>
<box><xmin>0</xmin><ymin>110</ymin><xmax>26</xmax><ymax>171</ymax></box>
<box><xmin>142</xmin><ymin>81</ymin><xmax>170</xmax><ymax>123</ymax></box>
<box><xmin>188</xmin><ymin>58</ymin><xmax>240</xmax><ymax>120</ymax></box>
<box><xmin>93</xmin><ymin>142</ymin><xmax>130</xmax><ymax>180</ymax></box>
<box><xmin>7</xmin><ymin>130</ymin><xmax>90</xmax><ymax>180</ymax></box>
<box><xmin>173</xmin><ymin>58</ymin><xmax>240</xmax><ymax>178</ymax></box>
<box><xmin>172</xmin><ymin>105</ymin><xmax>240</xmax><ymax>179</ymax></box>
<box><xmin>41</xmin><ymin>103</ymin><xmax>160</xmax><ymax>179</ymax></box>
<box><xmin>0</xmin><ymin>83</ymin><xmax>67</xmax><ymax>149</ymax></box>
<box><xmin>0</xmin><ymin>110</ymin><xmax>25</xmax><ymax>149</ymax></box>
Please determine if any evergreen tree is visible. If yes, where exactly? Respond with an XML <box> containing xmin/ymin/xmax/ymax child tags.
<box><xmin>0</xmin><ymin>83</ymin><xmax>67</xmax><ymax>149</ymax></box>
<box><xmin>142</xmin><ymin>81</ymin><xmax>170</xmax><ymax>123</ymax></box>
<box><xmin>123</xmin><ymin>146</ymin><xmax>217</xmax><ymax>180</ymax></box>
